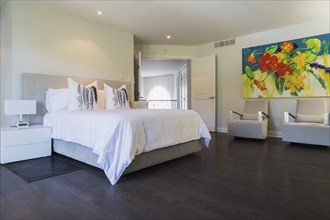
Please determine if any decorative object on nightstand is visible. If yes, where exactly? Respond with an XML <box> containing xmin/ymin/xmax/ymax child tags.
<box><xmin>0</xmin><ymin>125</ymin><xmax>52</xmax><ymax>164</ymax></box>
<box><xmin>4</xmin><ymin>99</ymin><xmax>36</xmax><ymax>128</ymax></box>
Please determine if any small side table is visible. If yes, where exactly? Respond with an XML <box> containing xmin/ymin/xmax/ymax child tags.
<box><xmin>1</xmin><ymin>125</ymin><xmax>52</xmax><ymax>164</ymax></box>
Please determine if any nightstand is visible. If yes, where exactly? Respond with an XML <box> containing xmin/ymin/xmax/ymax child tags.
<box><xmin>0</xmin><ymin>125</ymin><xmax>52</xmax><ymax>164</ymax></box>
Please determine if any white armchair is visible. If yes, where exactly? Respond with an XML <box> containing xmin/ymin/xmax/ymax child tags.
<box><xmin>282</xmin><ymin>99</ymin><xmax>330</xmax><ymax>146</ymax></box>
<box><xmin>227</xmin><ymin>99</ymin><xmax>269</xmax><ymax>140</ymax></box>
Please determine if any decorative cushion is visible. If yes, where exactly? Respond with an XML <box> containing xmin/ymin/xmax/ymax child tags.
<box><xmin>131</xmin><ymin>101</ymin><xmax>147</xmax><ymax>109</ymax></box>
<box><xmin>45</xmin><ymin>88</ymin><xmax>69</xmax><ymax>112</ymax></box>
<box><xmin>97</xmin><ymin>90</ymin><xmax>106</xmax><ymax>110</ymax></box>
<box><xmin>241</xmin><ymin>113</ymin><xmax>258</xmax><ymax>120</ymax></box>
<box><xmin>295</xmin><ymin>114</ymin><xmax>324</xmax><ymax>123</ymax></box>
<box><xmin>67</xmin><ymin>78</ymin><xmax>98</xmax><ymax>110</ymax></box>
<box><xmin>104</xmin><ymin>83</ymin><xmax>130</xmax><ymax>109</ymax></box>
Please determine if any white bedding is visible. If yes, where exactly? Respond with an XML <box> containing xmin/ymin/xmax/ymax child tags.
<box><xmin>44</xmin><ymin>109</ymin><xmax>211</xmax><ymax>184</ymax></box>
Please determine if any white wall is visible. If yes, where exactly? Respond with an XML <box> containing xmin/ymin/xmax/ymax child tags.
<box><xmin>3</xmin><ymin>1</ymin><xmax>328</xmax><ymax>135</ymax></box>
<box><xmin>196</xmin><ymin>19</ymin><xmax>330</xmax><ymax>136</ymax></box>
<box><xmin>1</xmin><ymin>2</ymin><xmax>134</xmax><ymax>126</ymax></box>
<box><xmin>139</xmin><ymin>20</ymin><xmax>329</xmax><ymax>136</ymax></box>
<box><xmin>0</xmin><ymin>2</ymin><xmax>13</xmax><ymax>126</ymax></box>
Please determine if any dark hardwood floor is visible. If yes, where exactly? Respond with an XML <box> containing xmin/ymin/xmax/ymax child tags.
<box><xmin>1</xmin><ymin>133</ymin><xmax>329</xmax><ymax>220</ymax></box>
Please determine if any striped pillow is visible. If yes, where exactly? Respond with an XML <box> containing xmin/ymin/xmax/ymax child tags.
<box><xmin>104</xmin><ymin>83</ymin><xmax>130</xmax><ymax>109</ymax></box>
<box><xmin>67</xmin><ymin>78</ymin><xmax>98</xmax><ymax>110</ymax></box>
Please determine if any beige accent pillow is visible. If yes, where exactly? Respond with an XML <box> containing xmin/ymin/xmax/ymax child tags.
<box><xmin>295</xmin><ymin>114</ymin><xmax>323</xmax><ymax>123</ymax></box>
<box><xmin>97</xmin><ymin>90</ymin><xmax>106</xmax><ymax>110</ymax></box>
<box><xmin>242</xmin><ymin>113</ymin><xmax>258</xmax><ymax>120</ymax></box>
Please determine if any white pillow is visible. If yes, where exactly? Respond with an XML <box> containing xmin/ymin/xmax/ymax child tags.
<box><xmin>45</xmin><ymin>88</ymin><xmax>69</xmax><ymax>112</ymax></box>
<box><xmin>104</xmin><ymin>83</ymin><xmax>130</xmax><ymax>109</ymax></box>
<box><xmin>97</xmin><ymin>90</ymin><xmax>106</xmax><ymax>110</ymax></box>
<box><xmin>67</xmin><ymin>78</ymin><xmax>98</xmax><ymax>110</ymax></box>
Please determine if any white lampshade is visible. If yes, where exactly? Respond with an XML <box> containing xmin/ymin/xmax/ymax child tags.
<box><xmin>4</xmin><ymin>100</ymin><xmax>36</xmax><ymax>127</ymax></box>
<box><xmin>4</xmin><ymin>100</ymin><xmax>36</xmax><ymax>115</ymax></box>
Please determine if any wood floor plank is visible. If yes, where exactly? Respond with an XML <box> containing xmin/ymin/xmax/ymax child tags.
<box><xmin>1</xmin><ymin>132</ymin><xmax>329</xmax><ymax>219</ymax></box>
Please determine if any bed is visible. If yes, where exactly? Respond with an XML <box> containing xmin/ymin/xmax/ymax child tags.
<box><xmin>22</xmin><ymin>73</ymin><xmax>211</xmax><ymax>184</ymax></box>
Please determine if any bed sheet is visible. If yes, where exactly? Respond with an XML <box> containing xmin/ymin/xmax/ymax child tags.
<box><xmin>44</xmin><ymin>109</ymin><xmax>211</xmax><ymax>184</ymax></box>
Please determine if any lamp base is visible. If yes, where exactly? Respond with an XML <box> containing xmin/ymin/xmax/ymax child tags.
<box><xmin>16</xmin><ymin>122</ymin><xmax>29</xmax><ymax>128</ymax></box>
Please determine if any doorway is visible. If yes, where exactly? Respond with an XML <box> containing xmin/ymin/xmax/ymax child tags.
<box><xmin>140</xmin><ymin>59</ymin><xmax>189</xmax><ymax>110</ymax></box>
<box><xmin>134</xmin><ymin>54</ymin><xmax>216</xmax><ymax>131</ymax></box>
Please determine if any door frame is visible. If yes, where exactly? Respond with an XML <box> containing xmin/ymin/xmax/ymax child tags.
<box><xmin>137</xmin><ymin>54</ymin><xmax>194</xmax><ymax>108</ymax></box>
<box><xmin>178</xmin><ymin>62</ymin><xmax>188</xmax><ymax>110</ymax></box>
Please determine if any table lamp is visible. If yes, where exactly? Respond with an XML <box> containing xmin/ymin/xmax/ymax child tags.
<box><xmin>4</xmin><ymin>100</ymin><xmax>36</xmax><ymax>128</ymax></box>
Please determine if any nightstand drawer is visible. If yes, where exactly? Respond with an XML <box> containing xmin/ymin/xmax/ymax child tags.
<box><xmin>1</xmin><ymin>142</ymin><xmax>51</xmax><ymax>164</ymax></box>
<box><xmin>1</xmin><ymin>127</ymin><xmax>51</xmax><ymax>147</ymax></box>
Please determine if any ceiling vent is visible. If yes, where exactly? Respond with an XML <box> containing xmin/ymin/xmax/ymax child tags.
<box><xmin>214</xmin><ymin>39</ymin><xmax>235</xmax><ymax>48</ymax></box>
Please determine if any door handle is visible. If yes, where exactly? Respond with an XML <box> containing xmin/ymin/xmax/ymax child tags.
<box><xmin>209</xmin><ymin>96</ymin><xmax>215</xmax><ymax>100</ymax></box>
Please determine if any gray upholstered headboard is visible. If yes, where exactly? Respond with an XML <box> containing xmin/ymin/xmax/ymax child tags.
<box><xmin>22</xmin><ymin>73</ymin><xmax>131</xmax><ymax>125</ymax></box>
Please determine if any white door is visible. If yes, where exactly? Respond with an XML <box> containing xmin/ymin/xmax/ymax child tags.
<box><xmin>191</xmin><ymin>55</ymin><xmax>216</xmax><ymax>131</ymax></box>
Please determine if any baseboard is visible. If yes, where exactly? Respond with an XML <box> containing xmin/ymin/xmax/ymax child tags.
<box><xmin>216</xmin><ymin>126</ymin><xmax>227</xmax><ymax>133</ymax></box>
<box><xmin>216</xmin><ymin>126</ymin><xmax>282</xmax><ymax>138</ymax></box>
<box><xmin>268</xmin><ymin>130</ymin><xmax>282</xmax><ymax>138</ymax></box>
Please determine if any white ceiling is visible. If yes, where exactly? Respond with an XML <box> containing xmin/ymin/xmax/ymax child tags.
<box><xmin>35</xmin><ymin>0</ymin><xmax>329</xmax><ymax>46</ymax></box>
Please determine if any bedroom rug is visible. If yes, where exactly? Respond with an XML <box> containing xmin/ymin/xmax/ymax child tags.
<box><xmin>3</xmin><ymin>156</ymin><xmax>82</xmax><ymax>182</ymax></box>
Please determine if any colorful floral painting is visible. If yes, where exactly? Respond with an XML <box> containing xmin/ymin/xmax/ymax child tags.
<box><xmin>242</xmin><ymin>33</ymin><xmax>330</xmax><ymax>98</ymax></box>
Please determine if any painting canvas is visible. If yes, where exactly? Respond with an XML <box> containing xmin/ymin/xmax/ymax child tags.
<box><xmin>242</xmin><ymin>33</ymin><xmax>330</xmax><ymax>98</ymax></box>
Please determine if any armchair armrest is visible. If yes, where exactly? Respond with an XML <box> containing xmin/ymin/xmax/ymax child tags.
<box><xmin>324</xmin><ymin>112</ymin><xmax>330</xmax><ymax>125</ymax></box>
<box><xmin>261</xmin><ymin>111</ymin><xmax>269</xmax><ymax>118</ymax></box>
<box><xmin>284</xmin><ymin>112</ymin><xmax>295</xmax><ymax>123</ymax></box>
<box><xmin>229</xmin><ymin>110</ymin><xmax>243</xmax><ymax>121</ymax></box>
<box><xmin>257</xmin><ymin>111</ymin><xmax>269</xmax><ymax>123</ymax></box>
<box><xmin>232</xmin><ymin>111</ymin><xmax>243</xmax><ymax>117</ymax></box>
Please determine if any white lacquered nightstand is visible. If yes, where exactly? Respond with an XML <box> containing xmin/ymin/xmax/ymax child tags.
<box><xmin>0</xmin><ymin>125</ymin><xmax>52</xmax><ymax>164</ymax></box>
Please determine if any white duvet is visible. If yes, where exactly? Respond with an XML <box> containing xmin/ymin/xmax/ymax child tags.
<box><xmin>44</xmin><ymin>109</ymin><xmax>211</xmax><ymax>184</ymax></box>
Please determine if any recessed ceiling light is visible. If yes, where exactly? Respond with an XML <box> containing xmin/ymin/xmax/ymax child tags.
<box><xmin>166</xmin><ymin>35</ymin><xmax>171</xmax><ymax>39</ymax></box>
<box><xmin>97</xmin><ymin>11</ymin><xmax>103</xmax><ymax>15</ymax></box>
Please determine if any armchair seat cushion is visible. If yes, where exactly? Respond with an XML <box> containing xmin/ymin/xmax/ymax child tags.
<box><xmin>228</xmin><ymin>120</ymin><xmax>267</xmax><ymax>139</ymax></box>
<box><xmin>282</xmin><ymin>122</ymin><xmax>330</xmax><ymax>146</ymax></box>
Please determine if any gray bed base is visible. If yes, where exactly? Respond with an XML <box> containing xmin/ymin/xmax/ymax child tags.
<box><xmin>22</xmin><ymin>73</ymin><xmax>203</xmax><ymax>177</ymax></box>
<box><xmin>53</xmin><ymin>139</ymin><xmax>202</xmax><ymax>175</ymax></box>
